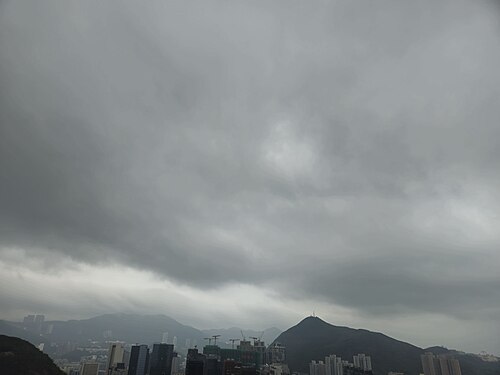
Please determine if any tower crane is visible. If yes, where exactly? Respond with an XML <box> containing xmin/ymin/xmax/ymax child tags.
<box><xmin>204</xmin><ymin>337</ymin><xmax>213</xmax><ymax>345</ymax></box>
<box><xmin>229</xmin><ymin>338</ymin><xmax>239</xmax><ymax>349</ymax></box>
<box><xmin>212</xmin><ymin>334</ymin><xmax>221</xmax><ymax>346</ymax></box>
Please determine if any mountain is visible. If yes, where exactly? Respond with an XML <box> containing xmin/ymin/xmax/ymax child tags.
<box><xmin>3</xmin><ymin>313</ymin><xmax>498</xmax><ymax>375</ymax></box>
<box><xmin>0</xmin><ymin>335</ymin><xmax>65</xmax><ymax>375</ymax></box>
<box><xmin>45</xmin><ymin>313</ymin><xmax>206</xmax><ymax>346</ymax></box>
<box><xmin>0</xmin><ymin>320</ymin><xmax>44</xmax><ymax>345</ymax></box>
<box><xmin>272</xmin><ymin>316</ymin><xmax>500</xmax><ymax>375</ymax></box>
<box><xmin>202</xmin><ymin>327</ymin><xmax>282</xmax><ymax>347</ymax></box>
<box><xmin>273</xmin><ymin>316</ymin><xmax>422</xmax><ymax>375</ymax></box>
<box><xmin>0</xmin><ymin>314</ymin><xmax>280</xmax><ymax>351</ymax></box>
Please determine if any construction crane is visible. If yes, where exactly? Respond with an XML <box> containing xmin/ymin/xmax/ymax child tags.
<box><xmin>240</xmin><ymin>330</ymin><xmax>246</xmax><ymax>341</ymax></box>
<box><xmin>212</xmin><ymin>334</ymin><xmax>221</xmax><ymax>346</ymax></box>
<box><xmin>204</xmin><ymin>337</ymin><xmax>213</xmax><ymax>345</ymax></box>
<box><xmin>229</xmin><ymin>338</ymin><xmax>239</xmax><ymax>349</ymax></box>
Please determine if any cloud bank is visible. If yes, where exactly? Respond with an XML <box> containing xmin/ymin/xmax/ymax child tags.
<box><xmin>1</xmin><ymin>0</ymin><xmax>499</xmax><ymax>354</ymax></box>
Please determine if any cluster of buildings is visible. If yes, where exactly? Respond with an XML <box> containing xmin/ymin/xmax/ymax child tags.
<box><xmin>76</xmin><ymin>341</ymin><xmax>183</xmax><ymax>375</ymax></box>
<box><xmin>23</xmin><ymin>314</ymin><xmax>46</xmax><ymax>333</ymax></box>
<box><xmin>19</xmin><ymin>313</ymin><xmax>462</xmax><ymax>375</ymax></box>
<box><xmin>308</xmin><ymin>352</ymin><xmax>463</xmax><ymax>375</ymax></box>
<box><xmin>420</xmin><ymin>353</ymin><xmax>462</xmax><ymax>375</ymax></box>
<box><xmin>62</xmin><ymin>341</ymin><xmax>466</xmax><ymax>375</ymax></box>
<box><xmin>184</xmin><ymin>338</ymin><xmax>288</xmax><ymax>375</ymax></box>
<box><xmin>70</xmin><ymin>336</ymin><xmax>288</xmax><ymax>375</ymax></box>
<box><xmin>309</xmin><ymin>354</ymin><xmax>372</xmax><ymax>375</ymax></box>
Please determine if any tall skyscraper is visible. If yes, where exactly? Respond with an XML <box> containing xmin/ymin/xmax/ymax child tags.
<box><xmin>107</xmin><ymin>342</ymin><xmax>126</xmax><ymax>375</ymax></box>
<box><xmin>171</xmin><ymin>353</ymin><xmax>180</xmax><ymax>375</ymax></box>
<box><xmin>128</xmin><ymin>345</ymin><xmax>150</xmax><ymax>375</ymax></box>
<box><xmin>204</xmin><ymin>357</ymin><xmax>220</xmax><ymax>375</ymax></box>
<box><xmin>186</xmin><ymin>348</ymin><xmax>206</xmax><ymax>375</ymax></box>
<box><xmin>81</xmin><ymin>363</ymin><xmax>99</xmax><ymax>375</ymax></box>
<box><xmin>173</xmin><ymin>336</ymin><xmax>178</xmax><ymax>350</ymax></box>
<box><xmin>162</xmin><ymin>332</ymin><xmax>169</xmax><ymax>344</ymax></box>
<box><xmin>421</xmin><ymin>353</ymin><xmax>462</xmax><ymax>375</ymax></box>
<box><xmin>150</xmin><ymin>343</ymin><xmax>175</xmax><ymax>375</ymax></box>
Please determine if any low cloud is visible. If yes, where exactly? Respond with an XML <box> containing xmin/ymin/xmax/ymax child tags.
<box><xmin>1</xmin><ymin>0</ymin><xmax>500</xmax><ymax>354</ymax></box>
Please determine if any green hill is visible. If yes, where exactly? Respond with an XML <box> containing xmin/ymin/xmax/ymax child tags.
<box><xmin>0</xmin><ymin>335</ymin><xmax>64</xmax><ymax>375</ymax></box>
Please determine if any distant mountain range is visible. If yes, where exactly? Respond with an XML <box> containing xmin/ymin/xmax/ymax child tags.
<box><xmin>1</xmin><ymin>314</ymin><xmax>499</xmax><ymax>375</ymax></box>
<box><xmin>0</xmin><ymin>313</ymin><xmax>281</xmax><ymax>350</ymax></box>
<box><xmin>272</xmin><ymin>316</ymin><xmax>500</xmax><ymax>375</ymax></box>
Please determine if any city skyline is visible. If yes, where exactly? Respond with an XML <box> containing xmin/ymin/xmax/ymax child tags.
<box><xmin>1</xmin><ymin>0</ymin><xmax>500</xmax><ymax>357</ymax></box>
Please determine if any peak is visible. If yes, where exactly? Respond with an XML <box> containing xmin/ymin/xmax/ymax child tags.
<box><xmin>297</xmin><ymin>316</ymin><xmax>329</xmax><ymax>326</ymax></box>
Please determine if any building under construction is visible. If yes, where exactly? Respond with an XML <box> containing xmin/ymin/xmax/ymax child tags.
<box><xmin>186</xmin><ymin>333</ymin><xmax>287</xmax><ymax>375</ymax></box>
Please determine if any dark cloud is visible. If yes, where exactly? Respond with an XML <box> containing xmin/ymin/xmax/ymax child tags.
<box><xmin>1</xmin><ymin>0</ymin><xmax>500</xmax><ymax>353</ymax></box>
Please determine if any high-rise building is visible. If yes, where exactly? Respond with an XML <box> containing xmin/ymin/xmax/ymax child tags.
<box><xmin>128</xmin><ymin>344</ymin><xmax>150</xmax><ymax>375</ymax></box>
<box><xmin>81</xmin><ymin>363</ymin><xmax>99</xmax><ymax>375</ymax></box>
<box><xmin>266</xmin><ymin>343</ymin><xmax>286</xmax><ymax>364</ymax></box>
<box><xmin>421</xmin><ymin>353</ymin><xmax>438</xmax><ymax>375</ymax></box>
<box><xmin>421</xmin><ymin>353</ymin><xmax>462</xmax><ymax>375</ymax></box>
<box><xmin>150</xmin><ymin>343</ymin><xmax>175</xmax><ymax>375</ymax></box>
<box><xmin>34</xmin><ymin>314</ymin><xmax>45</xmax><ymax>326</ymax></box>
<box><xmin>171</xmin><ymin>353</ymin><xmax>181</xmax><ymax>375</ymax></box>
<box><xmin>313</xmin><ymin>354</ymin><xmax>374</xmax><ymax>375</ymax></box>
<box><xmin>438</xmin><ymin>356</ymin><xmax>462</xmax><ymax>375</ymax></box>
<box><xmin>251</xmin><ymin>340</ymin><xmax>266</xmax><ymax>367</ymax></box>
<box><xmin>186</xmin><ymin>348</ymin><xmax>206</xmax><ymax>375</ymax></box>
<box><xmin>353</xmin><ymin>354</ymin><xmax>371</xmax><ymax>372</ymax></box>
<box><xmin>162</xmin><ymin>332</ymin><xmax>169</xmax><ymax>344</ymax></box>
<box><xmin>23</xmin><ymin>314</ymin><xmax>44</xmax><ymax>332</ymax></box>
<box><xmin>203</xmin><ymin>357</ymin><xmax>220</xmax><ymax>375</ymax></box>
<box><xmin>325</xmin><ymin>355</ymin><xmax>343</xmax><ymax>375</ymax></box>
<box><xmin>310</xmin><ymin>360</ymin><xmax>326</xmax><ymax>375</ymax></box>
<box><xmin>107</xmin><ymin>343</ymin><xmax>126</xmax><ymax>375</ymax></box>
<box><xmin>23</xmin><ymin>315</ymin><xmax>35</xmax><ymax>325</ymax></box>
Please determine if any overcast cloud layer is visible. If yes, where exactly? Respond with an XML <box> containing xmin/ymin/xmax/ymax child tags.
<box><xmin>1</xmin><ymin>0</ymin><xmax>500</xmax><ymax>354</ymax></box>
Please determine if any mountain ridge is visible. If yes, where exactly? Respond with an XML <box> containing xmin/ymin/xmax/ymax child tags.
<box><xmin>272</xmin><ymin>316</ymin><xmax>500</xmax><ymax>375</ymax></box>
<box><xmin>2</xmin><ymin>313</ymin><xmax>499</xmax><ymax>375</ymax></box>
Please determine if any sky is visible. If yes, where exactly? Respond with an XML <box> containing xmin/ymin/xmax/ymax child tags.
<box><xmin>1</xmin><ymin>0</ymin><xmax>500</xmax><ymax>355</ymax></box>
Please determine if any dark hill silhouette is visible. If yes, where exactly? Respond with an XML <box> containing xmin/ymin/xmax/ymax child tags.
<box><xmin>0</xmin><ymin>335</ymin><xmax>64</xmax><ymax>375</ymax></box>
<box><xmin>272</xmin><ymin>316</ymin><xmax>500</xmax><ymax>375</ymax></box>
